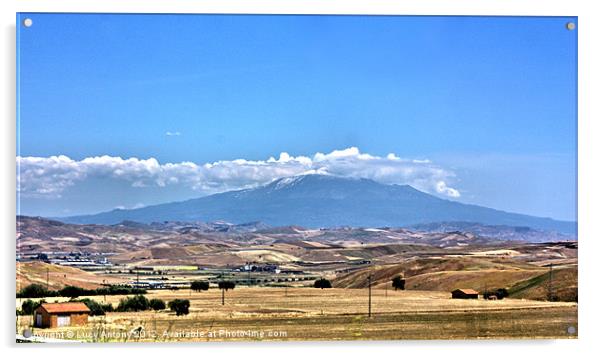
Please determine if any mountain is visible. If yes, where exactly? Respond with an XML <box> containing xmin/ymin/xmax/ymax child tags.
<box><xmin>409</xmin><ymin>221</ymin><xmax>575</xmax><ymax>242</ymax></box>
<box><xmin>59</xmin><ymin>174</ymin><xmax>576</xmax><ymax>235</ymax></box>
<box><xmin>113</xmin><ymin>220</ymin><xmax>271</xmax><ymax>234</ymax></box>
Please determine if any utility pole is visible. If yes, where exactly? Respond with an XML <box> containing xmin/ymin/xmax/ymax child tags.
<box><xmin>548</xmin><ymin>264</ymin><xmax>554</xmax><ymax>302</ymax></box>
<box><xmin>367</xmin><ymin>274</ymin><xmax>372</xmax><ymax>318</ymax></box>
<box><xmin>46</xmin><ymin>267</ymin><xmax>49</xmax><ymax>290</ymax></box>
<box><xmin>222</xmin><ymin>288</ymin><xmax>225</xmax><ymax>306</ymax></box>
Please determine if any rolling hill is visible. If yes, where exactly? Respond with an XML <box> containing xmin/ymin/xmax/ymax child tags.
<box><xmin>16</xmin><ymin>261</ymin><xmax>126</xmax><ymax>291</ymax></box>
<box><xmin>332</xmin><ymin>256</ymin><xmax>578</xmax><ymax>302</ymax></box>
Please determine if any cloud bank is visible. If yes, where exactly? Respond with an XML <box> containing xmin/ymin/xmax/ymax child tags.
<box><xmin>17</xmin><ymin>147</ymin><xmax>460</xmax><ymax>199</ymax></box>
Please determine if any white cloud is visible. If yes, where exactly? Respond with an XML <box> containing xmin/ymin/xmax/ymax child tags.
<box><xmin>435</xmin><ymin>181</ymin><xmax>461</xmax><ymax>198</ymax></box>
<box><xmin>165</xmin><ymin>131</ymin><xmax>181</xmax><ymax>136</ymax></box>
<box><xmin>17</xmin><ymin>147</ymin><xmax>461</xmax><ymax>199</ymax></box>
<box><xmin>114</xmin><ymin>203</ymin><xmax>145</xmax><ymax>210</ymax></box>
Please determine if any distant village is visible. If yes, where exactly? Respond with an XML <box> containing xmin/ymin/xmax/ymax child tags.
<box><xmin>17</xmin><ymin>251</ymin><xmax>320</xmax><ymax>289</ymax></box>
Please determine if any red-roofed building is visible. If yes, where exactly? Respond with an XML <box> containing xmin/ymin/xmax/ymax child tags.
<box><xmin>34</xmin><ymin>302</ymin><xmax>90</xmax><ymax>328</ymax></box>
<box><xmin>451</xmin><ymin>289</ymin><xmax>479</xmax><ymax>299</ymax></box>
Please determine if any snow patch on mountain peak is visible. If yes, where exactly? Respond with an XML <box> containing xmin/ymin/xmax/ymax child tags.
<box><xmin>273</xmin><ymin>176</ymin><xmax>305</xmax><ymax>190</ymax></box>
<box><xmin>270</xmin><ymin>170</ymin><xmax>332</xmax><ymax>190</ymax></box>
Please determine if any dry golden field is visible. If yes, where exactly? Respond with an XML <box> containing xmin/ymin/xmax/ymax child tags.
<box><xmin>17</xmin><ymin>287</ymin><xmax>577</xmax><ymax>342</ymax></box>
<box><xmin>16</xmin><ymin>262</ymin><xmax>127</xmax><ymax>290</ymax></box>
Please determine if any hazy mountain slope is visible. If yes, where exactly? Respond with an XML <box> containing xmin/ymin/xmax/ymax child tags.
<box><xmin>409</xmin><ymin>222</ymin><xmax>574</xmax><ymax>242</ymax></box>
<box><xmin>59</xmin><ymin>175</ymin><xmax>576</xmax><ymax>234</ymax></box>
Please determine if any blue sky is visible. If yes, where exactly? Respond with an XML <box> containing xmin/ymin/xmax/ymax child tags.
<box><xmin>17</xmin><ymin>14</ymin><xmax>577</xmax><ymax>221</ymax></box>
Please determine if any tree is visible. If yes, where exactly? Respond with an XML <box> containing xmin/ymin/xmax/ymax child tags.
<box><xmin>74</xmin><ymin>298</ymin><xmax>113</xmax><ymax>316</ymax></box>
<box><xmin>149</xmin><ymin>298</ymin><xmax>166</xmax><ymax>311</ymax></box>
<box><xmin>218</xmin><ymin>281</ymin><xmax>236</xmax><ymax>291</ymax></box>
<box><xmin>496</xmin><ymin>288</ymin><xmax>509</xmax><ymax>299</ymax></box>
<box><xmin>59</xmin><ymin>285</ymin><xmax>88</xmax><ymax>298</ymax></box>
<box><xmin>96</xmin><ymin>285</ymin><xmax>146</xmax><ymax>295</ymax></box>
<box><xmin>20</xmin><ymin>299</ymin><xmax>46</xmax><ymax>315</ymax></box>
<box><xmin>483</xmin><ymin>288</ymin><xmax>510</xmax><ymax>300</ymax></box>
<box><xmin>116</xmin><ymin>295</ymin><xmax>150</xmax><ymax>312</ymax></box>
<box><xmin>190</xmin><ymin>281</ymin><xmax>210</xmax><ymax>292</ymax></box>
<box><xmin>218</xmin><ymin>281</ymin><xmax>236</xmax><ymax>305</ymax></box>
<box><xmin>392</xmin><ymin>276</ymin><xmax>406</xmax><ymax>291</ymax></box>
<box><xmin>101</xmin><ymin>302</ymin><xmax>114</xmax><ymax>313</ymax></box>
<box><xmin>17</xmin><ymin>284</ymin><xmax>54</xmax><ymax>298</ymax></box>
<box><xmin>18</xmin><ymin>284</ymin><xmax>146</xmax><ymax>299</ymax></box>
<box><xmin>313</xmin><ymin>278</ymin><xmax>332</xmax><ymax>289</ymax></box>
<box><xmin>168</xmin><ymin>299</ymin><xmax>190</xmax><ymax>316</ymax></box>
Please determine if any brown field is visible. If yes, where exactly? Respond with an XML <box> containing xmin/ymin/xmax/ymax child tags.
<box><xmin>16</xmin><ymin>262</ymin><xmax>126</xmax><ymax>291</ymax></box>
<box><xmin>17</xmin><ymin>287</ymin><xmax>577</xmax><ymax>342</ymax></box>
<box><xmin>333</xmin><ymin>257</ymin><xmax>578</xmax><ymax>302</ymax></box>
<box><xmin>16</xmin><ymin>217</ymin><xmax>578</xmax><ymax>342</ymax></box>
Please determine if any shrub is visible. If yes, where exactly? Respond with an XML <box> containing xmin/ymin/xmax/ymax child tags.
<box><xmin>313</xmin><ymin>278</ymin><xmax>332</xmax><ymax>289</ymax></box>
<box><xmin>149</xmin><ymin>298</ymin><xmax>166</xmax><ymax>311</ymax></box>
<box><xmin>116</xmin><ymin>295</ymin><xmax>150</xmax><ymax>312</ymax></box>
<box><xmin>168</xmin><ymin>299</ymin><xmax>190</xmax><ymax>316</ymax></box>
<box><xmin>102</xmin><ymin>302</ymin><xmax>114</xmax><ymax>313</ymax></box>
<box><xmin>190</xmin><ymin>281</ymin><xmax>210</xmax><ymax>292</ymax></box>
<box><xmin>96</xmin><ymin>285</ymin><xmax>147</xmax><ymax>295</ymax></box>
<box><xmin>17</xmin><ymin>284</ymin><xmax>146</xmax><ymax>298</ymax></box>
<box><xmin>218</xmin><ymin>281</ymin><xmax>236</xmax><ymax>290</ymax></box>
<box><xmin>17</xmin><ymin>284</ymin><xmax>56</xmax><ymax>298</ymax></box>
<box><xmin>496</xmin><ymin>288</ymin><xmax>509</xmax><ymax>299</ymax></box>
<box><xmin>483</xmin><ymin>288</ymin><xmax>510</xmax><ymax>300</ymax></box>
<box><xmin>73</xmin><ymin>298</ymin><xmax>113</xmax><ymax>316</ymax></box>
<box><xmin>392</xmin><ymin>276</ymin><xmax>406</xmax><ymax>291</ymax></box>
<box><xmin>59</xmin><ymin>286</ymin><xmax>88</xmax><ymax>298</ymax></box>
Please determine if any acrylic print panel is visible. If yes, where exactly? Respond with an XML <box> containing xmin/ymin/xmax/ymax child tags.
<box><xmin>16</xmin><ymin>13</ymin><xmax>577</xmax><ymax>342</ymax></box>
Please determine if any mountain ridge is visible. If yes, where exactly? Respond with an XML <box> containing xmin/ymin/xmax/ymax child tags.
<box><xmin>57</xmin><ymin>174</ymin><xmax>576</xmax><ymax>234</ymax></box>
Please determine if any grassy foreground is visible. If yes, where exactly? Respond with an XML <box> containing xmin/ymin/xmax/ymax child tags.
<box><xmin>17</xmin><ymin>288</ymin><xmax>577</xmax><ymax>341</ymax></box>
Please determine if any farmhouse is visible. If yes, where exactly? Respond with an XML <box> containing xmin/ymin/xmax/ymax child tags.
<box><xmin>34</xmin><ymin>302</ymin><xmax>90</xmax><ymax>328</ymax></box>
<box><xmin>451</xmin><ymin>289</ymin><xmax>479</xmax><ymax>299</ymax></box>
